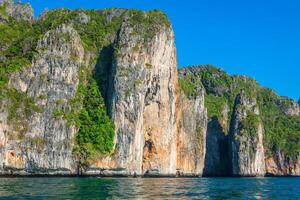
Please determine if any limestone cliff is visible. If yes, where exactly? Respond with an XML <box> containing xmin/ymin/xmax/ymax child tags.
<box><xmin>91</xmin><ymin>15</ymin><xmax>178</xmax><ymax>176</ymax></box>
<box><xmin>178</xmin><ymin>65</ymin><xmax>300</xmax><ymax>177</ymax></box>
<box><xmin>229</xmin><ymin>94</ymin><xmax>266</xmax><ymax>176</ymax></box>
<box><xmin>0</xmin><ymin>24</ymin><xmax>84</xmax><ymax>175</ymax></box>
<box><xmin>0</xmin><ymin>1</ymin><xmax>299</xmax><ymax>177</ymax></box>
<box><xmin>179</xmin><ymin>67</ymin><xmax>231</xmax><ymax>177</ymax></box>
<box><xmin>176</xmin><ymin>88</ymin><xmax>207</xmax><ymax>176</ymax></box>
<box><xmin>266</xmin><ymin>151</ymin><xmax>300</xmax><ymax>176</ymax></box>
<box><xmin>264</xmin><ymin>97</ymin><xmax>300</xmax><ymax>176</ymax></box>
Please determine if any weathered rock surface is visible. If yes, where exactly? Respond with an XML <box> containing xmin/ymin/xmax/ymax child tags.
<box><xmin>0</xmin><ymin>0</ymin><xmax>33</xmax><ymax>22</ymax></box>
<box><xmin>0</xmin><ymin>24</ymin><xmax>84</xmax><ymax>175</ymax></box>
<box><xmin>280</xmin><ymin>99</ymin><xmax>300</xmax><ymax>116</ymax></box>
<box><xmin>229</xmin><ymin>94</ymin><xmax>266</xmax><ymax>176</ymax></box>
<box><xmin>266</xmin><ymin>151</ymin><xmax>300</xmax><ymax>176</ymax></box>
<box><xmin>90</xmin><ymin>18</ymin><xmax>178</xmax><ymax>176</ymax></box>
<box><xmin>0</xmin><ymin>3</ymin><xmax>299</xmax><ymax>177</ymax></box>
<box><xmin>176</xmin><ymin>89</ymin><xmax>207</xmax><ymax>176</ymax></box>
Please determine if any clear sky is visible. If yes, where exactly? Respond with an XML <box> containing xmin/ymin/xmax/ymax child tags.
<box><xmin>23</xmin><ymin>0</ymin><xmax>300</xmax><ymax>100</ymax></box>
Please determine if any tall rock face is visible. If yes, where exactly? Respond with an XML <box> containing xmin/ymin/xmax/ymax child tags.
<box><xmin>0</xmin><ymin>0</ymin><xmax>33</xmax><ymax>22</ymax></box>
<box><xmin>1</xmin><ymin>3</ymin><xmax>299</xmax><ymax>177</ymax></box>
<box><xmin>178</xmin><ymin>65</ymin><xmax>300</xmax><ymax>177</ymax></box>
<box><xmin>229</xmin><ymin>94</ymin><xmax>266</xmax><ymax>176</ymax></box>
<box><xmin>0</xmin><ymin>24</ymin><xmax>85</xmax><ymax>175</ymax></box>
<box><xmin>1</xmin><ymin>5</ymin><xmax>191</xmax><ymax>176</ymax></box>
<box><xmin>92</xmin><ymin>16</ymin><xmax>179</xmax><ymax>176</ymax></box>
<box><xmin>178</xmin><ymin>67</ymin><xmax>232</xmax><ymax>177</ymax></box>
<box><xmin>264</xmin><ymin>97</ymin><xmax>300</xmax><ymax>176</ymax></box>
<box><xmin>176</xmin><ymin>89</ymin><xmax>207</xmax><ymax>176</ymax></box>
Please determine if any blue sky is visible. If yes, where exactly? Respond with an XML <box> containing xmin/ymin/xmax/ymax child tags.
<box><xmin>24</xmin><ymin>0</ymin><xmax>300</xmax><ymax>100</ymax></box>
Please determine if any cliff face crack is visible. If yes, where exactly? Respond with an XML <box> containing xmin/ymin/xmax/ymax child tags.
<box><xmin>142</xmin><ymin>139</ymin><xmax>158</xmax><ymax>173</ymax></box>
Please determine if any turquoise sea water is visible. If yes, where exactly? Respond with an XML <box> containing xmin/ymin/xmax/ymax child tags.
<box><xmin>0</xmin><ymin>177</ymin><xmax>299</xmax><ymax>199</ymax></box>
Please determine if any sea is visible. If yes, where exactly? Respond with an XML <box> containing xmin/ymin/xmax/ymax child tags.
<box><xmin>0</xmin><ymin>177</ymin><xmax>299</xmax><ymax>199</ymax></box>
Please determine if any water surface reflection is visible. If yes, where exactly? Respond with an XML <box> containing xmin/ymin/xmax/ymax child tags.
<box><xmin>0</xmin><ymin>177</ymin><xmax>299</xmax><ymax>199</ymax></box>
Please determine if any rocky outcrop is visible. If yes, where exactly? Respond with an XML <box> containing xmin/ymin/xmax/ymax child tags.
<box><xmin>0</xmin><ymin>4</ymin><xmax>299</xmax><ymax>177</ymax></box>
<box><xmin>0</xmin><ymin>24</ymin><xmax>85</xmax><ymax>175</ymax></box>
<box><xmin>229</xmin><ymin>94</ymin><xmax>266</xmax><ymax>176</ymax></box>
<box><xmin>280</xmin><ymin>100</ymin><xmax>300</xmax><ymax>116</ymax></box>
<box><xmin>0</xmin><ymin>7</ymin><xmax>186</xmax><ymax>177</ymax></box>
<box><xmin>266</xmin><ymin>151</ymin><xmax>300</xmax><ymax>176</ymax></box>
<box><xmin>90</xmin><ymin>17</ymin><xmax>178</xmax><ymax>176</ymax></box>
<box><xmin>0</xmin><ymin>0</ymin><xmax>33</xmax><ymax>22</ymax></box>
<box><xmin>176</xmin><ymin>89</ymin><xmax>207</xmax><ymax>176</ymax></box>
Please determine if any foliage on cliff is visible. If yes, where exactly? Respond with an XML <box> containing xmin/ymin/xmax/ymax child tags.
<box><xmin>128</xmin><ymin>10</ymin><xmax>170</xmax><ymax>46</ymax></box>
<box><xmin>0</xmin><ymin>17</ymin><xmax>33</xmax><ymax>88</ymax></box>
<box><xmin>238</xmin><ymin>109</ymin><xmax>261</xmax><ymax>138</ymax></box>
<box><xmin>0</xmin><ymin>8</ymin><xmax>42</xmax><ymax>125</ymax></box>
<box><xmin>179</xmin><ymin>65</ymin><xmax>258</xmax><ymax>124</ymax></box>
<box><xmin>258</xmin><ymin>88</ymin><xmax>300</xmax><ymax>160</ymax></box>
<box><xmin>74</xmin><ymin>78</ymin><xmax>115</xmax><ymax>166</ymax></box>
<box><xmin>179</xmin><ymin>65</ymin><xmax>300</xmax><ymax>161</ymax></box>
<box><xmin>1</xmin><ymin>4</ymin><xmax>171</xmax><ymax>166</ymax></box>
<box><xmin>1</xmin><ymin>6</ymin><xmax>170</xmax><ymax>86</ymax></box>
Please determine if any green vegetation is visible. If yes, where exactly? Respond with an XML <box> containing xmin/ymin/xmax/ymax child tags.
<box><xmin>237</xmin><ymin>109</ymin><xmax>261</xmax><ymax>158</ymax></box>
<box><xmin>178</xmin><ymin>78</ymin><xmax>196</xmax><ymax>98</ymax></box>
<box><xmin>0</xmin><ymin>13</ymin><xmax>43</xmax><ymax>127</ymax></box>
<box><xmin>0</xmin><ymin>3</ymin><xmax>299</xmax><ymax>168</ymax></box>
<box><xmin>258</xmin><ymin>88</ymin><xmax>300</xmax><ymax>160</ymax></box>
<box><xmin>52</xmin><ymin>108</ymin><xmax>64</xmax><ymax>119</ymax></box>
<box><xmin>4</xmin><ymin>88</ymin><xmax>42</xmax><ymax>132</ymax></box>
<box><xmin>72</xmin><ymin>9</ymin><xmax>123</xmax><ymax>52</ymax></box>
<box><xmin>125</xmin><ymin>88</ymin><xmax>131</xmax><ymax>97</ymax></box>
<box><xmin>0</xmin><ymin>7</ymin><xmax>170</xmax><ymax>90</ymax></box>
<box><xmin>60</xmin><ymin>32</ymin><xmax>71</xmax><ymax>42</ymax></box>
<box><xmin>205</xmin><ymin>94</ymin><xmax>227</xmax><ymax>119</ymax></box>
<box><xmin>73</xmin><ymin>78</ymin><xmax>115</xmax><ymax>167</ymax></box>
<box><xmin>134</xmin><ymin>79</ymin><xmax>143</xmax><ymax>87</ymax></box>
<box><xmin>238</xmin><ymin>109</ymin><xmax>261</xmax><ymax>138</ymax></box>
<box><xmin>179</xmin><ymin>65</ymin><xmax>257</xmax><ymax>127</ymax></box>
<box><xmin>179</xmin><ymin>65</ymin><xmax>300</xmax><ymax>161</ymax></box>
<box><xmin>0</xmin><ymin>18</ymin><xmax>34</xmax><ymax>88</ymax></box>
<box><xmin>0</xmin><ymin>3</ymin><xmax>7</xmax><ymax>17</ymax></box>
<box><xmin>145</xmin><ymin>63</ymin><xmax>152</xmax><ymax>69</ymax></box>
<box><xmin>0</xmin><ymin>8</ymin><xmax>169</xmax><ymax>165</ymax></box>
<box><xmin>6</xmin><ymin>88</ymin><xmax>42</xmax><ymax>120</ymax></box>
<box><xmin>128</xmin><ymin>10</ymin><xmax>171</xmax><ymax>46</ymax></box>
<box><xmin>48</xmin><ymin>66</ymin><xmax>115</xmax><ymax>166</ymax></box>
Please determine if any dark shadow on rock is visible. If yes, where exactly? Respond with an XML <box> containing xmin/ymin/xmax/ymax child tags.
<box><xmin>92</xmin><ymin>44</ymin><xmax>116</xmax><ymax>118</ymax></box>
<box><xmin>203</xmin><ymin>117</ymin><xmax>231</xmax><ymax>177</ymax></box>
<box><xmin>227</xmin><ymin>94</ymin><xmax>241</xmax><ymax>176</ymax></box>
<box><xmin>93</xmin><ymin>44</ymin><xmax>114</xmax><ymax>102</ymax></box>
